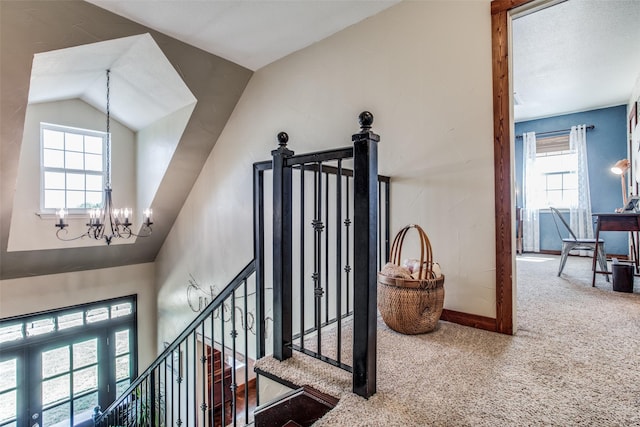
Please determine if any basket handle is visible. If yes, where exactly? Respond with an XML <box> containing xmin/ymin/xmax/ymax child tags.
<box><xmin>389</xmin><ymin>224</ymin><xmax>434</xmax><ymax>280</ymax></box>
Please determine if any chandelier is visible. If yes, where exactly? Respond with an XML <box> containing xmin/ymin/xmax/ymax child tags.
<box><xmin>55</xmin><ymin>69</ymin><xmax>153</xmax><ymax>245</ymax></box>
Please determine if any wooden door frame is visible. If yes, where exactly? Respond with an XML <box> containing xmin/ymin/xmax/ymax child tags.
<box><xmin>491</xmin><ymin>0</ymin><xmax>534</xmax><ymax>335</ymax></box>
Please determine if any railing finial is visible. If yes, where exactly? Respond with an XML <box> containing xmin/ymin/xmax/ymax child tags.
<box><xmin>278</xmin><ymin>131</ymin><xmax>289</xmax><ymax>148</ymax></box>
<box><xmin>272</xmin><ymin>131</ymin><xmax>293</xmax><ymax>157</ymax></box>
<box><xmin>359</xmin><ymin>111</ymin><xmax>374</xmax><ymax>131</ymax></box>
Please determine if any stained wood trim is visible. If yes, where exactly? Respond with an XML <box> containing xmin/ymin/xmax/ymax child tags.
<box><xmin>490</xmin><ymin>5</ymin><xmax>512</xmax><ymax>336</ymax></box>
<box><xmin>441</xmin><ymin>309</ymin><xmax>497</xmax><ymax>332</ymax></box>
<box><xmin>490</xmin><ymin>0</ymin><xmax>537</xmax><ymax>335</ymax></box>
<box><xmin>491</xmin><ymin>0</ymin><xmax>534</xmax><ymax>14</ymax></box>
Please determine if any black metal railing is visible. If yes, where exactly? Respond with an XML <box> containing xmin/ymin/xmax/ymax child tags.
<box><xmin>254</xmin><ymin>111</ymin><xmax>388</xmax><ymax>398</ymax></box>
<box><xmin>95</xmin><ymin>112</ymin><xmax>388</xmax><ymax>427</ymax></box>
<box><xmin>94</xmin><ymin>261</ymin><xmax>259</xmax><ymax>427</ymax></box>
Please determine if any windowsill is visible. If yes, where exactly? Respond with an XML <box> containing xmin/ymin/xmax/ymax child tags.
<box><xmin>36</xmin><ymin>211</ymin><xmax>90</xmax><ymax>220</ymax></box>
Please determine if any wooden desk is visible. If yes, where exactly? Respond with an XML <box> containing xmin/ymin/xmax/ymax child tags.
<box><xmin>591</xmin><ymin>212</ymin><xmax>640</xmax><ymax>286</ymax></box>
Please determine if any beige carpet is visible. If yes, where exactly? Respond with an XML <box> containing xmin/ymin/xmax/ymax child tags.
<box><xmin>255</xmin><ymin>254</ymin><xmax>640</xmax><ymax>426</ymax></box>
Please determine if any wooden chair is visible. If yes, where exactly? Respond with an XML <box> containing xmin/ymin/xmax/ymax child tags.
<box><xmin>549</xmin><ymin>207</ymin><xmax>609</xmax><ymax>281</ymax></box>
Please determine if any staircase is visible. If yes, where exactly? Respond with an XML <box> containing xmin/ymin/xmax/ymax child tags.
<box><xmin>254</xmin><ymin>386</ymin><xmax>338</xmax><ymax>427</ymax></box>
<box><xmin>94</xmin><ymin>112</ymin><xmax>387</xmax><ymax>426</ymax></box>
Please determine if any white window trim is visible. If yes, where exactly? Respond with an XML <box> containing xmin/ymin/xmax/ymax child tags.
<box><xmin>39</xmin><ymin>122</ymin><xmax>108</xmax><ymax>215</ymax></box>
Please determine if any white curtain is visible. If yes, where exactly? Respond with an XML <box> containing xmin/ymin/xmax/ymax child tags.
<box><xmin>522</xmin><ymin>131</ymin><xmax>540</xmax><ymax>252</ymax></box>
<box><xmin>569</xmin><ymin>124</ymin><xmax>594</xmax><ymax>256</ymax></box>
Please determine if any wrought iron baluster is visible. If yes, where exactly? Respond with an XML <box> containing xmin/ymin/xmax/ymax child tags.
<box><xmin>325</xmin><ymin>169</ymin><xmax>330</xmax><ymax>325</ymax></box>
<box><xmin>177</xmin><ymin>343</ymin><xmax>182</xmax><ymax>427</ymax></box>
<box><xmin>200</xmin><ymin>322</ymin><xmax>207</xmax><ymax>423</ymax></box>
<box><xmin>336</xmin><ymin>160</ymin><xmax>343</xmax><ymax>364</ymax></box>
<box><xmin>312</xmin><ymin>161</ymin><xmax>324</xmax><ymax>356</ymax></box>
<box><xmin>221</xmin><ymin>305</ymin><xmax>227</xmax><ymax>427</ymax></box>
<box><xmin>243</xmin><ymin>279</ymin><xmax>250</xmax><ymax>424</ymax></box>
<box><xmin>231</xmin><ymin>289</ymin><xmax>238</xmax><ymax>427</ymax></box>
<box><xmin>299</xmin><ymin>163</ymin><xmax>306</xmax><ymax>349</ymax></box>
<box><xmin>210</xmin><ymin>308</ymin><xmax>216</xmax><ymax>426</ymax></box>
<box><xmin>345</xmin><ymin>178</ymin><xmax>352</xmax><ymax>313</ymax></box>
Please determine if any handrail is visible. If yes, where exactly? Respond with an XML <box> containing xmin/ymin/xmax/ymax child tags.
<box><xmin>94</xmin><ymin>259</ymin><xmax>257</xmax><ymax>426</ymax></box>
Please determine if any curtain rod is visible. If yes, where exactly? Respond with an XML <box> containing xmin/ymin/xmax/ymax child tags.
<box><xmin>516</xmin><ymin>124</ymin><xmax>595</xmax><ymax>139</ymax></box>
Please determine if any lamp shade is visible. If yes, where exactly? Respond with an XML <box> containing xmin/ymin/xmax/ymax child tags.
<box><xmin>611</xmin><ymin>159</ymin><xmax>630</xmax><ymax>175</ymax></box>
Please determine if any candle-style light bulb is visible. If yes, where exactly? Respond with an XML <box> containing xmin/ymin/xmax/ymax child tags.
<box><xmin>143</xmin><ymin>208</ymin><xmax>153</xmax><ymax>226</ymax></box>
<box><xmin>56</xmin><ymin>208</ymin><xmax>67</xmax><ymax>227</ymax></box>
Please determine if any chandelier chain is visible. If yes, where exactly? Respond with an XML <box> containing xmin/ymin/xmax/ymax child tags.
<box><xmin>106</xmin><ymin>69</ymin><xmax>111</xmax><ymax>189</ymax></box>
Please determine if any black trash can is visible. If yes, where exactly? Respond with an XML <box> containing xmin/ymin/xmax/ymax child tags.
<box><xmin>612</xmin><ymin>262</ymin><xmax>634</xmax><ymax>293</ymax></box>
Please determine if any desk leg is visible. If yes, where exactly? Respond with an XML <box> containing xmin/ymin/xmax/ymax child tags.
<box><xmin>592</xmin><ymin>224</ymin><xmax>601</xmax><ymax>287</ymax></box>
<box><xmin>632</xmin><ymin>231</ymin><xmax>639</xmax><ymax>274</ymax></box>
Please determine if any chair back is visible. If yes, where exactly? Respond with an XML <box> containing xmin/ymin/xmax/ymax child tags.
<box><xmin>549</xmin><ymin>207</ymin><xmax>578</xmax><ymax>241</ymax></box>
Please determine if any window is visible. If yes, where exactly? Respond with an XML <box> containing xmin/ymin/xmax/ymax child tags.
<box><xmin>41</xmin><ymin>123</ymin><xmax>107</xmax><ymax>212</ymax></box>
<box><xmin>532</xmin><ymin>135</ymin><xmax>577</xmax><ymax>209</ymax></box>
<box><xmin>0</xmin><ymin>297</ymin><xmax>136</xmax><ymax>427</ymax></box>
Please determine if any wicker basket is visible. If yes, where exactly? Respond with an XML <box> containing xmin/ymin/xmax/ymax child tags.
<box><xmin>377</xmin><ymin>224</ymin><xmax>445</xmax><ymax>334</ymax></box>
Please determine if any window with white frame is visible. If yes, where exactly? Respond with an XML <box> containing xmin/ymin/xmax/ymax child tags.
<box><xmin>41</xmin><ymin>123</ymin><xmax>107</xmax><ymax>212</ymax></box>
<box><xmin>532</xmin><ymin>135</ymin><xmax>578</xmax><ymax>209</ymax></box>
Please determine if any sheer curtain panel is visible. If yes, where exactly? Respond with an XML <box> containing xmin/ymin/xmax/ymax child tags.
<box><xmin>522</xmin><ymin>131</ymin><xmax>540</xmax><ymax>252</ymax></box>
<box><xmin>569</xmin><ymin>124</ymin><xmax>594</xmax><ymax>256</ymax></box>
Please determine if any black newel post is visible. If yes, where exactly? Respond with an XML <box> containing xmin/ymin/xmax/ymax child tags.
<box><xmin>272</xmin><ymin>132</ymin><xmax>294</xmax><ymax>360</ymax></box>
<box><xmin>352</xmin><ymin>111</ymin><xmax>379</xmax><ymax>398</ymax></box>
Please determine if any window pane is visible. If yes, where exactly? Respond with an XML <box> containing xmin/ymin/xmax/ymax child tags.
<box><xmin>44</xmin><ymin>190</ymin><xmax>66</xmax><ymax>209</ymax></box>
<box><xmin>42</xmin><ymin>401</ymin><xmax>70</xmax><ymax>427</ymax></box>
<box><xmin>74</xmin><ymin>391</ymin><xmax>99</xmax><ymax>423</ymax></box>
<box><xmin>42</xmin><ymin>374</ymin><xmax>70</xmax><ymax>406</ymax></box>
<box><xmin>27</xmin><ymin>318</ymin><xmax>55</xmax><ymax>337</ymax></box>
<box><xmin>0</xmin><ymin>359</ymin><xmax>16</xmax><ymax>393</ymax></box>
<box><xmin>43</xmin><ymin>129</ymin><xmax>64</xmax><ymax>149</ymax></box>
<box><xmin>115</xmin><ymin>355</ymin><xmax>129</xmax><ymax>381</ymax></box>
<box><xmin>86</xmin><ymin>307</ymin><xmax>109</xmax><ymax>324</ymax></box>
<box><xmin>66</xmin><ymin>190</ymin><xmax>85</xmax><ymax>209</ymax></box>
<box><xmin>42</xmin><ymin>346</ymin><xmax>70</xmax><ymax>378</ymax></box>
<box><xmin>85</xmin><ymin>191</ymin><xmax>103</xmax><ymax>208</ymax></box>
<box><xmin>0</xmin><ymin>324</ymin><xmax>23</xmax><ymax>344</ymax></box>
<box><xmin>111</xmin><ymin>303</ymin><xmax>132</xmax><ymax>319</ymax></box>
<box><xmin>546</xmin><ymin>190</ymin><xmax>563</xmax><ymax>207</ymax></box>
<box><xmin>44</xmin><ymin>171</ymin><xmax>66</xmax><ymax>190</ymax></box>
<box><xmin>564</xmin><ymin>190</ymin><xmax>578</xmax><ymax>207</ymax></box>
<box><xmin>58</xmin><ymin>312</ymin><xmax>83</xmax><ymax>330</ymax></box>
<box><xmin>564</xmin><ymin>173</ymin><xmax>578</xmax><ymax>190</ymax></box>
<box><xmin>0</xmin><ymin>390</ymin><xmax>16</xmax><ymax>424</ymax></box>
<box><xmin>73</xmin><ymin>339</ymin><xmax>97</xmax><ymax>369</ymax></box>
<box><xmin>85</xmin><ymin>175</ymin><xmax>103</xmax><ymax>192</ymax></box>
<box><xmin>65</xmin><ymin>151</ymin><xmax>84</xmax><ymax>170</ymax></box>
<box><xmin>43</xmin><ymin>148</ymin><xmax>64</xmax><ymax>168</ymax></box>
<box><xmin>115</xmin><ymin>329</ymin><xmax>130</xmax><ymax>356</ymax></box>
<box><xmin>84</xmin><ymin>154</ymin><xmax>103</xmax><ymax>172</ymax></box>
<box><xmin>546</xmin><ymin>174</ymin><xmax>562</xmax><ymax>190</ymax></box>
<box><xmin>65</xmin><ymin>133</ymin><xmax>84</xmax><ymax>152</ymax></box>
<box><xmin>116</xmin><ymin>379</ymin><xmax>129</xmax><ymax>397</ymax></box>
<box><xmin>85</xmin><ymin>136</ymin><xmax>103</xmax><ymax>154</ymax></box>
<box><xmin>66</xmin><ymin>173</ymin><xmax>85</xmax><ymax>191</ymax></box>
<box><xmin>73</xmin><ymin>366</ymin><xmax>98</xmax><ymax>394</ymax></box>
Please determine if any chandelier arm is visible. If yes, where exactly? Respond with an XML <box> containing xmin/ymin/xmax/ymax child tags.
<box><xmin>55</xmin><ymin>228</ymin><xmax>89</xmax><ymax>242</ymax></box>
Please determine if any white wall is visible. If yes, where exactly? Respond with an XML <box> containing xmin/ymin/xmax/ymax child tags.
<box><xmin>0</xmin><ymin>262</ymin><xmax>157</xmax><ymax>368</ymax></box>
<box><xmin>155</xmin><ymin>0</ymin><xmax>497</xmax><ymax>347</ymax></box>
